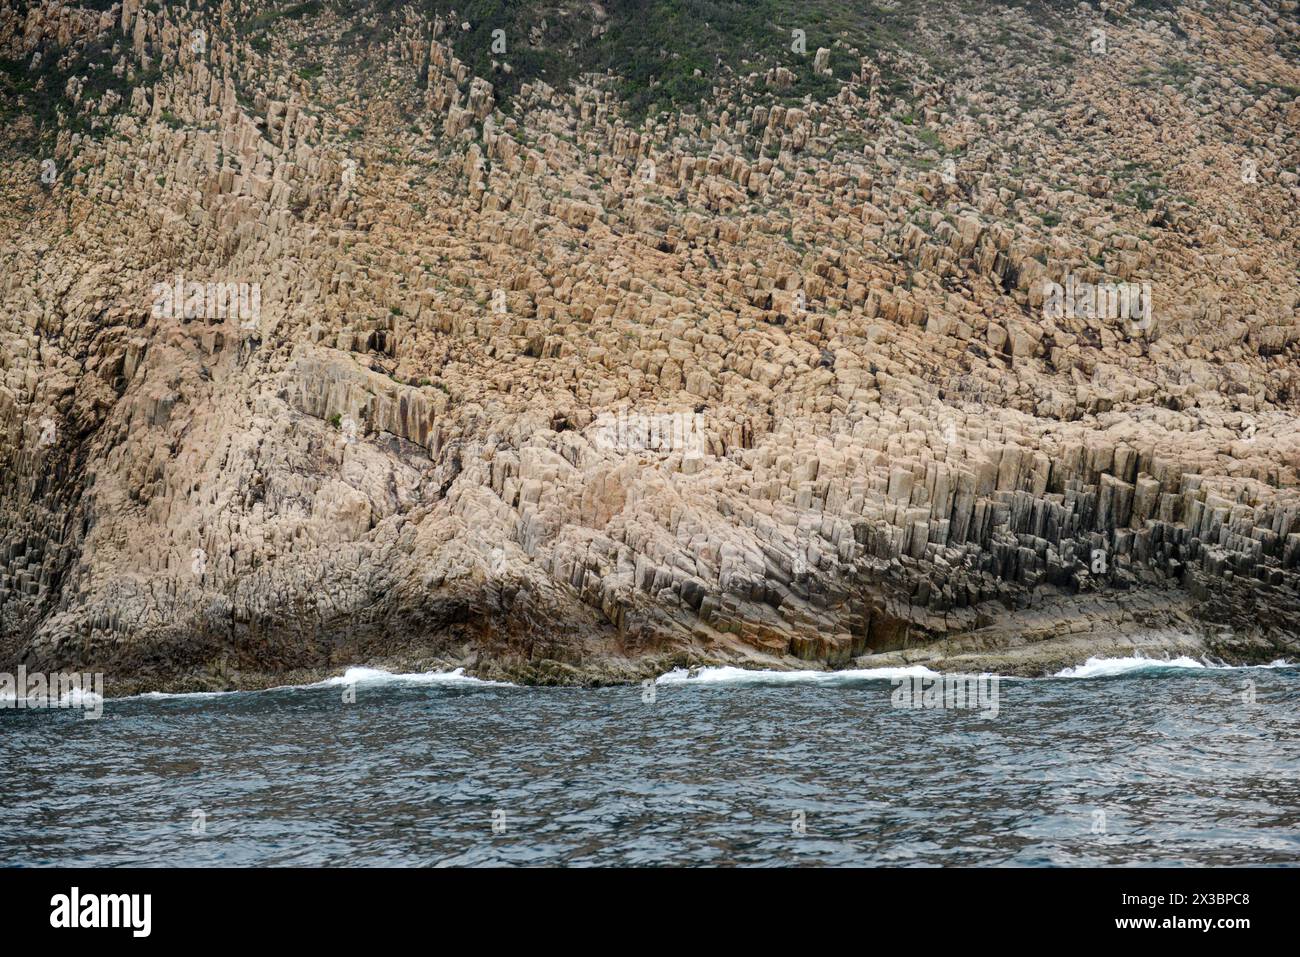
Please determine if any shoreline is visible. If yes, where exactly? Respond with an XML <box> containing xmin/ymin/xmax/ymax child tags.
<box><xmin>37</xmin><ymin>624</ymin><xmax>1295</xmax><ymax>700</ymax></box>
<box><xmin>10</xmin><ymin>576</ymin><xmax>1298</xmax><ymax>700</ymax></box>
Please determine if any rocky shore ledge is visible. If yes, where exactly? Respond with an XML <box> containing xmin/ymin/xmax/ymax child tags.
<box><xmin>2</xmin><ymin>1</ymin><xmax>1297</xmax><ymax>694</ymax></box>
<box><xmin>85</xmin><ymin>625</ymin><xmax>1296</xmax><ymax>700</ymax></box>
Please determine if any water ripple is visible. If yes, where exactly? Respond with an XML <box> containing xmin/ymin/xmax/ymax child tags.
<box><xmin>1</xmin><ymin>667</ymin><xmax>1297</xmax><ymax>866</ymax></box>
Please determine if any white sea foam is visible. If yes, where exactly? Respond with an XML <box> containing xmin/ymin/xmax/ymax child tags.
<box><xmin>654</xmin><ymin>655</ymin><xmax>1295</xmax><ymax>688</ymax></box>
<box><xmin>129</xmin><ymin>666</ymin><xmax>512</xmax><ymax>700</ymax></box>
<box><xmin>1053</xmin><ymin>654</ymin><xmax>1293</xmax><ymax>679</ymax></box>
<box><xmin>315</xmin><ymin>666</ymin><xmax>513</xmax><ymax>688</ymax></box>
<box><xmin>136</xmin><ymin>689</ymin><xmax>238</xmax><ymax>700</ymax></box>
<box><xmin>655</xmin><ymin>664</ymin><xmax>943</xmax><ymax>686</ymax></box>
<box><xmin>115</xmin><ymin>656</ymin><xmax>1295</xmax><ymax>702</ymax></box>
<box><xmin>58</xmin><ymin>687</ymin><xmax>103</xmax><ymax>708</ymax></box>
<box><xmin>0</xmin><ymin>688</ymin><xmax>103</xmax><ymax>707</ymax></box>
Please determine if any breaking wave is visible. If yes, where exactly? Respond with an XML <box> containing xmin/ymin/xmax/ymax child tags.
<box><xmin>131</xmin><ymin>666</ymin><xmax>513</xmax><ymax>700</ymax></box>
<box><xmin>656</xmin><ymin>664</ymin><xmax>943</xmax><ymax>686</ymax></box>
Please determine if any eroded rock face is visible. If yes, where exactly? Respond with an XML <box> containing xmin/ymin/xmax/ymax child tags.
<box><xmin>1</xmin><ymin>1</ymin><xmax>1298</xmax><ymax>692</ymax></box>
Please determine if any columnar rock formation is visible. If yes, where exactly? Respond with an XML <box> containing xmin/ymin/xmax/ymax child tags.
<box><xmin>1</xmin><ymin>1</ymin><xmax>1297</xmax><ymax>691</ymax></box>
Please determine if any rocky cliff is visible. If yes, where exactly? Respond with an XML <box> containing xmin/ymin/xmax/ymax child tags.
<box><xmin>1</xmin><ymin>0</ymin><xmax>1298</xmax><ymax>692</ymax></box>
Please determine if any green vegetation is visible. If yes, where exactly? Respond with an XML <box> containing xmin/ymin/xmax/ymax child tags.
<box><xmin>1119</xmin><ymin>180</ymin><xmax>1162</xmax><ymax>212</ymax></box>
<box><xmin>0</xmin><ymin>30</ymin><xmax>159</xmax><ymax>152</ymax></box>
<box><xmin>297</xmin><ymin>0</ymin><xmax>974</xmax><ymax>120</ymax></box>
<box><xmin>247</xmin><ymin>0</ymin><xmax>324</xmax><ymax>34</ymax></box>
<box><xmin>914</xmin><ymin>127</ymin><xmax>942</xmax><ymax>151</ymax></box>
<box><xmin>182</xmin><ymin>0</ymin><xmax>1103</xmax><ymax>130</ymax></box>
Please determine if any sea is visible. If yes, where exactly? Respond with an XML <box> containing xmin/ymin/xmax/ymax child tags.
<box><xmin>2</xmin><ymin>655</ymin><xmax>1297</xmax><ymax>866</ymax></box>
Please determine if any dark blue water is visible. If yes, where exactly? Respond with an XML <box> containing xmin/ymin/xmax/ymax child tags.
<box><xmin>2</xmin><ymin>662</ymin><xmax>1298</xmax><ymax>866</ymax></box>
